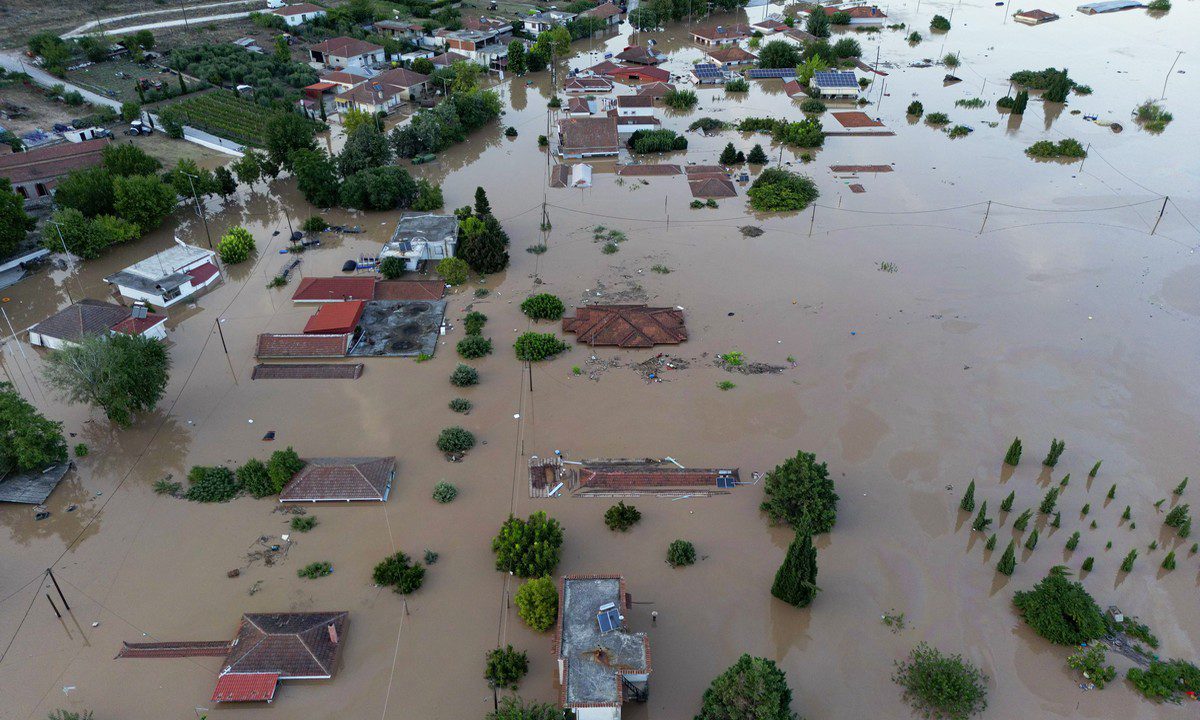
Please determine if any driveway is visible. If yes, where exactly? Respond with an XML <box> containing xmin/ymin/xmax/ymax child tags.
<box><xmin>0</xmin><ymin>51</ymin><xmax>122</xmax><ymax>109</ymax></box>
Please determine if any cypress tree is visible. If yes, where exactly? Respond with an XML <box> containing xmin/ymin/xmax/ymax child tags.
<box><xmin>1004</xmin><ymin>437</ymin><xmax>1023</xmax><ymax>466</ymax></box>
<box><xmin>1120</xmin><ymin>549</ymin><xmax>1137</xmax><ymax>572</ymax></box>
<box><xmin>771</xmin><ymin>533</ymin><xmax>819</xmax><ymax>607</ymax></box>
<box><xmin>747</xmin><ymin>143</ymin><xmax>769</xmax><ymax>164</ymax></box>
<box><xmin>1121</xmin><ymin>506</ymin><xmax>1131</xmax><ymax>521</ymax></box>
<box><xmin>719</xmin><ymin>143</ymin><xmax>739</xmax><ymax>165</ymax></box>
<box><xmin>985</xmin><ymin>533</ymin><xmax>997</xmax><ymax>551</ymax></box>
<box><xmin>1179</xmin><ymin>519</ymin><xmax>1191</xmax><ymax>538</ymax></box>
<box><xmin>1059</xmin><ymin>473</ymin><xmax>1070</xmax><ymax>487</ymax></box>
<box><xmin>1043</xmin><ymin>438</ymin><xmax>1066</xmax><ymax>467</ymax></box>
<box><xmin>1161</xmin><ymin>551</ymin><xmax>1176</xmax><ymax>570</ymax></box>
<box><xmin>1065</xmin><ymin>531</ymin><xmax>1080</xmax><ymax>551</ymax></box>
<box><xmin>1013</xmin><ymin>509</ymin><xmax>1033</xmax><ymax>531</ymax></box>
<box><xmin>1012</xmin><ymin>90</ymin><xmax>1029</xmax><ymax>115</ymax></box>
<box><xmin>1024</xmin><ymin>527</ymin><xmax>1040</xmax><ymax>550</ymax></box>
<box><xmin>1107</xmin><ymin>484</ymin><xmax>1116</xmax><ymax>500</ymax></box>
<box><xmin>1081</xmin><ymin>503</ymin><xmax>1090</xmax><ymax>516</ymax></box>
<box><xmin>1190</xmin><ymin>543</ymin><xmax>1198</xmax><ymax>554</ymax></box>
<box><xmin>178</xmin><ymin>71</ymin><xmax>187</xmax><ymax>94</ymax></box>
<box><xmin>997</xmin><ymin>541</ymin><xmax>1017</xmax><ymax>575</ymax></box>
<box><xmin>1081</xmin><ymin>556</ymin><xmax>1094</xmax><ymax>571</ymax></box>
<box><xmin>1174</xmin><ymin>477</ymin><xmax>1189</xmax><ymax>496</ymax></box>
<box><xmin>474</xmin><ymin>186</ymin><xmax>492</xmax><ymax>216</ymax></box>
<box><xmin>1000</xmin><ymin>491</ymin><xmax>1015</xmax><ymax>512</ymax></box>
<box><xmin>1088</xmin><ymin>460</ymin><xmax>1101</xmax><ymax>478</ymax></box>
<box><xmin>971</xmin><ymin>501</ymin><xmax>991</xmax><ymax>532</ymax></box>
<box><xmin>1050</xmin><ymin>512</ymin><xmax>1061</xmax><ymax>528</ymax></box>
<box><xmin>959</xmin><ymin>480</ymin><xmax>976</xmax><ymax>512</ymax></box>
<box><xmin>1039</xmin><ymin>487</ymin><xmax>1059</xmax><ymax>514</ymax></box>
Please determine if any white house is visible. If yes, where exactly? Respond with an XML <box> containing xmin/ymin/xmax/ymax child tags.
<box><xmin>811</xmin><ymin>70</ymin><xmax>860</xmax><ymax>99</ymax></box>
<box><xmin>614</xmin><ymin>95</ymin><xmax>655</xmax><ymax>117</ymax></box>
<box><xmin>269</xmin><ymin>2</ymin><xmax>327</xmax><ymax>27</ymax></box>
<box><xmin>380</xmin><ymin>214</ymin><xmax>459</xmax><ymax>271</ymax></box>
<box><xmin>28</xmin><ymin>299</ymin><xmax>167</xmax><ymax>350</ymax></box>
<box><xmin>309</xmin><ymin>37</ymin><xmax>386</xmax><ymax>69</ymax></box>
<box><xmin>525</xmin><ymin>10</ymin><xmax>576</xmax><ymax>34</ymax></box>
<box><xmin>334</xmin><ymin>67</ymin><xmax>430</xmax><ymax>115</ymax></box>
<box><xmin>103</xmin><ymin>239</ymin><xmax>221</xmax><ymax>307</ymax></box>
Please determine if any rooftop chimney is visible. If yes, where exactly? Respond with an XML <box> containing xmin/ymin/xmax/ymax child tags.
<box><xmin>328</xmin><ymin>624</ymin><xmax>339</xmax><ymax>643</ymax></box>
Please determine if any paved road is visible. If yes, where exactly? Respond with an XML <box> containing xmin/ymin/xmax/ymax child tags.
<box><xmin>63</xmin><ymin>0</ymin><xmax>260</xmax><ymax>37</ymax></box>
<box><xmin>0</xmin><ymin>51</ymin><xmax>122</xmax><ymax>109</ymax></box>
<box><xmin>79</xmin><ymin>11</ymin><xmax>255</xmax><ymax>38</ymax></box>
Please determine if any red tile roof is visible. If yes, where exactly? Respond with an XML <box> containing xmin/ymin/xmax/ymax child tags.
<box><xmin>255</xmin><ymin>333</ymin><xmax>349</xmax><ymax>358</ymax></box>
<box><xmin>562</xmin><ymin>305</ymin><xmax>687</xmax><ymax>347</ymax></box>
<box><xmin>824</xmin><ymin>4</ymin><xmax>886</xmax><ymax>17</ymax></box>
<box><xmin>310</xmin><ymin>36</ymin><xmax>383</xmax><ymax>58</ymax></box>
<box><xmin>635</xmin><ymin>81</ymin><xmax>675</xmax><ymax>97</ymax></box>
<box><xmin>279</xmin><ymin>457</ymin><xmax>395</xmax><ymax>502</ymax></box>
<box><xmin>303</xmin><ymin>300</ymin><xmax>365</xmax><ymax>334</ymax></box>
<box><xmin>558</xmin><ymin>117</ymin><xmax>620</xmax><ymax>154</ymax></box>
<box><xmin>609</xmin><ymin>65</ymin><xmax>670</xmax><ymax>83</ymax></box>
<box><xmin>833</xmin><ymin>111</ymin><xmax>885</xmax><ymax>128</ymax></box>
<box><xmin>783</xmin><ymin>79</ymin><xmax>805</xmax><ymax>97</ymax></box>
<box><xmin>321</xmin><ymin>70</ymin><xmax>371</xmax><ymax>86</ymax></box>
<box><xmin>223</xmin><ymin>612</ymin><xmax>348</xmax><ymax>678</ymax></box>
<box><xmin>707</xmin><ymin>46</ymin><xmax>757</xmax><ymax>63</ymax></box>
<box><xmin>271</xmin><ymin>2</ymin><xmax>324</xmax><ymax>16</ymax></box>
<box><xmin>372</xmin><ymin>280</ymin><xmax>445</xmax><ymax>301</ymax></box>
<box><xmin>586</xmin><ymin>60</ymin><xmax>624</xmax><ymax>76</ymax></box>
<box><xmin>689</xmin><ymin>176</ymin><xmax>737</xmax><ymax>198</ymax></box>
<box><xmin>563</xmin><ymin>76</ymin><xmax>614</xmax><ymax>92</ymax></box>
<box><xmin>0</xmin><ymin>138</ymin><xmax>110</xmax><ymax>185</ymax></box>
<box><xmin>29</xmin><ymin>299</ymin><xmax>129</xmax><ymax>343</ymax></box>
<box><xmin>615</xmin><ymin>164</ymin><xmax>680</xmax><ymax>176</ymax></box>
<box><xmin>616</xmin><ymin>95</ymin><xmax>654</xmax><ymax>108</ymax></box>
<box><xmin>584</xmin><ymin>3</ymin><xmax>622</xmax><ymax>18</ymax></box>
<box><xmin>187</xmin><ymin>261</ymin><xmax>220</xmax><ymax>284</ymax></box>
<box><xmin>212</xmin><ymin>673</ymin><xmax>279</xmax><ymax>703</ymax></box>
<box><xmin>292</xmin><ymin>277</ymin><xmax>376</xmax><ymax>302</ymax></box>
<box><xmin>615</xmin><ymin>46</ymin><xmax>660</xmax><ymax>64</ymax></box>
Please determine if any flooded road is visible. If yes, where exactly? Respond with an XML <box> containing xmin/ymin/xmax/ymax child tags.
<box><xmin>2</xmin><ymin>1</ymin><xmax>1199</xmax><ymax>718</ymax></box>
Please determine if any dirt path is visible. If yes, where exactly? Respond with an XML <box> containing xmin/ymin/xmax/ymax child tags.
<box><xmin>61</xmin><ymin>0</ymin><xmax>261</xmax><ymax>38</ymax></box>
<box><xmin>0</xmin><ymin>51</ymin><xmax>121</xmax><ymax>109</ymax></box>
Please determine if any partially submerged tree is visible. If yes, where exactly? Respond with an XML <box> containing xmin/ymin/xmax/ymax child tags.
<box><xmin>1043</xmin><ymin>439</ymin><xmax>1066</xmax><ymax>466</ymax></box>
<box><xmin>971</xmin><ymin>502</ymin><xmax>991</xmax><ymax>532</ymax></box>
<box><xmin>760</xmin><ymin>450</ymin><xmax>839</xmax><ymax>534</ymax></box>
<box><xmin>373</xmin><ymin>551</ymin><xmax>426</xmax><ymax>593</ymax></box>
<box><xmin>996</xmin><ymin>541</ymin><xmax>1016</xmax><ymax>576</ymax></box>
<box><xmin>771</xmin><ymin>533</ymin><xmax>819</xmax><ymax>608</ymax></box>
<box><xmin>959</xmin><ymin>480</ymin><xmax>976</xmax><ymax>512</ymax></box>
<box><xmin>696</xmin><ymin>654</ymin><xmax>797</xmax><ymax>720</ymax></box>
<box><xmin>43</xmin><ymin>334</ymin><xmax>169</xmax><ymax>426</ymax></box>
<box><xmin>492</xmin><ymin>511</ymin><xmax>564</xmax><ymax>577</ymax></box>
<box><xmin>0</xmin><ymin>383</ymin><xmax>67</xmax><ymax>475</ymax></box>
<box><xmin>514</xmin><ymin>576</ymin><xmax>558</xmax><ymax>631</ymax></box>
<box><xmin>892</xmin><ymin>642</ymin><xmax>988</xmax><ymax>720</ymax></box>
<box><xmin>1003</xmin><ymin>437</ymin><xmax>1022</xmax><ymax>466</ymax></box>
<box><xmin>484</xmin><ymin>645</ymin><xmax>529</xmax><ymax>690</ymax></box>
<box><xmin>1012</xmin><ymin>566</ymin><xmax>1106</xmax><ymax>644</ymax></box>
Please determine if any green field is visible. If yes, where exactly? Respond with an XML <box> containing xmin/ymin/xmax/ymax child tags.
<box><xmin>161</xmin><ymin>91</ymin><xmax>273</xmax><ymax>147</ymax></box>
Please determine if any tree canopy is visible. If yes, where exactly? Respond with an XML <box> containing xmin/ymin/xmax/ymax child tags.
<box><xmin>696</xmin><ymin>654</ymin><xmax>798</xmax><ymax>720</ymax></box>
<box><xmin>1012</xmin><ymin>566</ymin><xmax>1107</xmax><ymax>645</ymax></box>
<box><xmin>760</xmin><ymin>450</ymin><xmax>838</xmax><ymax>533</ymax></box>
<box><xmin>0</xmin><ymin>383</ymin><xmax>67</xmax><ymax>475</ymax></box>
<box><xmin>0</xmin><ymin>179</ymin><xmax>35</xmax><ymax>258</ymax></box>
<box><xmin>43</xmin><ymin>334</ymin><xmax>170</xmax><ymax>426</ymax></box>
<box><xmin>492</xmin><ymin>511</ymin><xmax>564</xmax><ymax>578</ymax></box>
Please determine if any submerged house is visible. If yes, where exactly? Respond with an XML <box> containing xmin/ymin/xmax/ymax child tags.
<box><xmin>555</xmin><ymin>575</ymin><xmax>650</xmax><ymax>720</ymax></box>
<box><xmin>103</xmin><ymin>238</ymin><xmax>221</xmax><ymax>307</ymax></box>
<box><xmin>562</xmin><ymin>304</ymin><xmax>687</xmax><ymax>347</ymax></box>
<box><xmin>380</xmin><ymin>213</ymin><xmax>459</xmax><ymax>271</ymax></box>
<box><xmin>1013</xmin><ymin>8</ymin><xmax>1059</xmax><ymax>23</ymax></box>
<box><xmin>28</xmin><ymin>299</ymin><xmax>166</xmax><ymax>350</ymax></box>
<box><xmin>810</xmin><ymin>70</ymin><xmax>860</xmax><ymax>99</ymax></box>
<box><xmin>279</xmin><ymin>457</ymin><xmax>395</xmax><ymax>502</ymax></box>
<box><xmin>558</xmin><ymin>117</ymin><xmax>620</xmax><ymax>158</ymax></box>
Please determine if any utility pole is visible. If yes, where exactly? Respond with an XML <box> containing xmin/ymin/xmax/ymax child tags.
<box><xmin>1160</xmin><ymin>50</ymin><xmax>1184</xmax><ymax>100</ymax></box>
<box><xmin>182</xmin><ymin>172</ymin><xmax>212</xmax><ymax>248</ymax></box>
<box><xmin>807</xmin><ymin>203</ymin><xmax>816</xmax><ymax>236</ymax></box>
<box><xmin>46</xmin><ymin>568</ymin><xmax>70</xmax><ymax>611</ymax></box>
<box><xmin>1151</xmin><ymin>196</ymin><xmax>1169</xmax><ymax>235</ymax></box>
<box><xmin>179</xmin><ymin>0</ymin><xmax>191</xmax><ymax>32</ymax></box>
<box><xmin>46</xmin><ymin>219</ymin><xmax>79</xmax><ymax>304</ymax></box>
<box><xmin>1078</xmin><ymin>143</ymin><xmax>1091</xmax><ymax>172</ymax></box>
<box><xmin>0</xmin><ymin>305</ymin><xmax>40</xmax><ymax>399</ymax></box>
<box><xmin>214</xmin><ymin>318</ymin><xmax>229</xmax><ymax>355</ymax></box>
<box><xmin>979</xmin><ymin>200</ymin><xmax>992</xmax><ymax>234</ymax></box>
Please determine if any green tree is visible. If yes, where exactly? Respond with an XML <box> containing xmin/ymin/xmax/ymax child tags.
<box><xmin>53</xmin><ymin>167</ymin><xmax>115</xmax><ymax>217</ymax></box>
<box><xmin>1012</xmin><ymin>508</ymin><xmax>1032</xmax><ymax>531</ymax></box>
<box><xmin>997</xmin><ymin>541</ymin><xmax>1016</xmax><ymax>575</ymax></box>
<box><xmin>514</xmin><ymin>332</ymin><xmax>568</xmax><ymax>362</ymax></box>
<box><xmin>959</xmin><ymin>480</ymin><xmax>976</xmax><ymax>512</ymax></box>
<box><xmin>1039</xmin><ymin>487</ymin><xmax>1059</xmax><ymax>514</ymax></box>
<box><xmin>413</xmin><ymin>180</ymin><xmax>443</xmax><ymax>211</ymax></box>
<box><xmin>760</xmin><ymin>450</ymin><xmax>838</xmax><ymax>533</ymax></box>
<box><xmin>231</xmin><ymin>150</ymin><xmax>264</xmax><ymax>186</ymax></box>
<box><xmin>492</xmin><ymin>511</ymin><xmax>564</xmax><ymax>577</ymax></box>
<box><xmin>438</xmin><ymin>257</ymin><xmax>469</xmax><ymax>285</ymax></box>
<box><xmin>747</xmin><ymin>168</ymin><xmax>820</xmax><ymax>212</ymax></box>
<box><xmin>520</xmin><ymin>293</ymin><xmax>565</xmax><ymax>321</ymax></box>
<box><xmin>338</xmin><ymin>124</ymin><xmax>392</xmax><ymax>177</ymax></box>
<box><xmin>771</xmin><ymin>533</ymin><xmax>819</xmax><ymax>608</ymax></box>
<box><xmin>667</xmin><ymin>539</ymin><xmax>696</xmax><ymax>567</ymax></box>
<box><xmin>930</xmin><ymin>14</ymin><xmax>951</xmax><ymax>30</ymax></box>
<box><xmin>102</xmin><ymin>143</ymin><xmax>161</xmax><ymax>179</ymax></box>
<box><xmin>379</xmin><ymin>256</ymin><xmax>405</xmax><ymax>280</ymax></box>
<box><xmin>484</xmin><ymin>645</ymin><xmax>528</xmax><ymax>690</ymax></box>
<box><xmin>267</xmin><ymin>446</ymin><xmax>304</xmax><ymax>493</ymax></box>
<box><xmin>264</xmin><ymin>112</ymin><xmax>317</xmax><ymax>170</ymax></box>
<box><xmin>340</xmin><ymin>167</ymin><xmax>418</xmax><ymax>210</ymax></box>
<box><xmin>696</xmin><ymin>654</ymin><xmax>797</xmax><ymax>720</ymax></box>
<box><xmin>1011</xmin><ymin>90</ymin><xmax>1029</xmax><ymax>115</ymax></box>
<box><xmin>436</xmin><ymin>426</ymin><xmax>475</xmax><ymax>454</ymax></box>
<box><xmin>1012</xmin><ymin>566</ymin><xmax>1107</xmax><ymax>644</ymax></box>
<box><xmin>831</xmin><ymin>37</ymin><xmax>862</xmax><ymax>59</ymax></box>
<box><xmin>0</xmin><ymin>179</ymin><xmax>36</xmax><ymax>256</ymax></box>
<box><xmin>1173</xmin><ymin>477</ymin><xmax>1188</xmax><ymax>495</ymax></box>
<box><xmin>474</xmin><ymin>186</ymin><xmax>491</xmax><ymax>216</ymax></box>
<box><xmin>450</xmin><ymin>364</ymin><xmax>478</xmax><ymax>386</ymax></box>
<box><xmin>747</xmin><ymin>144</ymin><xmax>769</xmax><ymax>164</ymax></box>
<box><xmin>1120</xmin><ymin>549</ymin><xmax>1137</xmax><ymax>572</ymax></box>
<box><xmin>43</xmin><ymin>334</ymin><xmax>169</xmax><ymax>426</ymax></box>
<box><xmin>373</xmin><ymin>552</ymin><xmax>426</xmax><ymax>593</ymax></box>
<box><xmin>719</xmin><ymin>142</ymin><xmax>740</xmax><ymax>165</ymax></box>
<box><xmin>1043</xmin><ymin>438</ymin><xmax>1066</xmax><ymax>467</ymax></box>
<box><xmin>1000</xmin><ymin>491</ymin><xmax>1015</xmax><ymax>512</ymax></box>
<box><xmin>214</xmin><ymin>166</ymin><xmax>238</xmax><ymax>198</ymax></box>
<box><xmin>457</xmin><ymin>213</ymin><xmax>510</xmax><ymax>273</ymax></box>
<box><xmin>971</xmin><ymin>501</ymin><xmax>991</xmax><ymax>532</ymax></box>
<box><xmin>112</xmin><ymin>175</ymin><xmax>176</xmax><ymax>234</ymax></box>
<box><xmin>893</xmin><ymin>643</ymin><xmax>988</xmax><ymax>720</ymax></box>
<box><xmin>1024</xmin><ymin>527</ymin><xmax>1039</xmax><ymax>550</ymax></box>
<box><xmin>507</xmin><ymin>40</ymin><xmax>526</xmax><ymax>74</ymax></box>
<box><xmin>513</xmin><ymin>576</ymin><xmax>558</xmax><ymax>631</ymax></box>
<box><xmin>604</xmin><ymin>501</ymin><xmax>642</xmax><ymax>531</ymax></box>
<box><xmin>237</xmin><ymin>459</ymin><xmax>274</xmax><ymax>498</ymax></box>
<box><xmin>291</xmin><ymin>149</ymin><xmax>341</xmax><ymax>207</ymax></box>
<box><xmin>0</xmin><ymin>382</ymin><xmax>67</xmax><ymax>475</ymax></box>
<box><xmin>217</xmin><ymin>226</ymin><xmax>256</xmax><ymax>264</ymax></box>
<box><xmin>1004</xmin><ymin>437</ymin><xmax>1022</xmax><ymax>465</ymax></box>
<box><xmin>487</xmin><ymin>697</ymin><xmax>561</xmax><ymax>720</ymax></box>
<box><xmin>806</xmin><ymin>11</ymin><xmax>831</xmax><ymax>37</ymax></box>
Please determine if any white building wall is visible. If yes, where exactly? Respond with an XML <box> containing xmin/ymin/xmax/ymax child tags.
<box><xmin>575</xmin><ymin>707</ymin><xmax>620</xmax><ymax>720</ymax></box>
<box><xmin>142</xmin><ymin>323</ymin><xmax>169</xmax><ymax>341</ymax></box>
<box><xmin>27</xmin><ymin>332</ymin><xmax>65</xmax><ymax>350</ymax></box>
<box><xmin>282</xmin><ymin>10</ymin><xmax>325</xmax><ymax>26</ymax></box>
<box><xmin>617</xmin><ymin>107</ymin><xmax>654</xmax><ymax>117</ymax></box>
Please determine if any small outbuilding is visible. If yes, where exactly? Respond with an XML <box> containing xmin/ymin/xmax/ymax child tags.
<box><xmin>1014</xmin><ymin>8</ymin><xmax>1060</xmax><ymax>23</ymax></box>
<box><xmin>303</xmin><ymin>301</ymin><xmax>365</xmax><ymax>335</ymax></box>
<box><xmin>562</xmin><ymin>304</ymin><xmax>687</xmax><ymax>347</ymax></box>
<box><xmin>279</xmin><ymin>457</ymin><xmax>395</xmax><ymax>502</ymax></box>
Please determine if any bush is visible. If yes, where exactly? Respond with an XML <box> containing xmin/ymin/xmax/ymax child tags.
<box><xmin>437</xmin><ymin>257</ymin><xmax>469</xmax><ymax>285</ymax></box>
<box><xmin>185</xmin><ymin>465</ymin><xmax>240</xmax><ymax>502</ymax></box>
<box><xmin>340</xmin><ymin>166</ymin><xmax>418</xmax><ymax>210</ymax></box>
<box><xmin>514</xmin><ymin>332</ymin><xmax>569</xmax><ymax>362</ymax></box>
<box><xmin>520</xmin><ymin>293</ymin><xmax>565</xmax><ymax>320</ymax></box>
<box><xmin>832</xmin><ymin>37</ymin><xmax>861</xmax><ymax>59</ymax></box>
<box><xmin>449</xmin><ymin>398</ymin><xmax>472</xmax><ymax>414</ymax></box>
<box><xmin>291</xmin><ymin>515</ymin><xmax>317</xmax><ymax>532</ymax></box>
<box><xmin>237</xmin><ymin>458</ymin><xmax>274</xmax><ymax>498</ymax></box>
<box><xmin>629</xmin><ymin>128</ymin><xmax>688</xmax><ymax>154</ymax></box>
<box><xmin>893</xmin><ymin>643</ymin><xmax>988</xmax><ymax>720</ymax></box>
<box><xmin>1067</xmin><ymin>646</ymin><xmax>1116</xmax><ymax>689</ymax></box>
<box><xmin>747</xmin><ymin>168</ymin><xmax>820</xmax><ymax>213</ymax></box>
<box><xmin>907</xmin><ymin>100</ymin><xmax>924</xmax><ymax>117</ymax></box>
<box><xmin>761</xmin><ymin>450</ymin><xmax>838</xmax><ymax>533</ymax></box>
<box><xmin>485</xmin><ymin>645</ymin><xmax>528</xmax><ymax>690</ymax></box>
<box><xmin>437</xmin><ymin>426</ymin><xmax>476</xmax><ymax>454</ymax></box>
<box><xmin>504</xmin><ymin>126</ymin><xmax>518</xmax><ymax>137</ymax></box>
<box><xmin>1134</xmin><ymin>100</ymin><xmax>1173</xmax><ymax>132</ymax></box>
<box><xmin>413</xmin><ymin>179</ymin><xmax>444</xmax><ymax>211</ymax></box>
<box><xmin>379</xmin><ymin>256</ymin><xmax>406</xmax><ymax>280</ymax></box>
<box><xmin>1012</xmin><ymin>566</ymin><xmax>1106</xmax><ymax>644</ymax></box>
<box><xmin>604</xmin><ymin>501</ymin><xmax>642</xmax><ymax>531</ymax></box>
<box><xmin>996</xmin><ymin>96</ymin><xmax>1015</xmax><ymax>110</ymax></box>
<box><xmin>492</xmin><ymin>511</ymin><xmax>564</xmax><ymax>577</ymax></box>
<box><xmin>926</xmin><ymin>112</ymin><xmax>950</xmax><ymax>125</ymax></box>
<box><xmin>217</xmin><ymin>226</ymin><xmax>256</xmax><ymax>264</ymax></box>
<box><xmin>696</xmin><ymin>655</ymin><xmax>795</xmax><ymax>720</ymax></box>
<box><xmin>947</xmin><ymin>124</ymin><xmax>971</xmax><ymax>139</ymax></box>
<box><xmin>463</xmin><ymin>311</ymin><xmax>487</xmax><ymax>335</ymax></box>
<box><xmin>456</xmin><ymin>335</ymin><xmax>493</xmax><ymax>359</ymax></box>
<box><xmin>267</xmin><ymin>446</ymin><xmax>304</xmax><ymax>494</ymax></box>
<box><xmin>930</xmin><ymin>14</ymin><xmax>951</xmax><ymax>31</ymax></box>
<box><xmin>1025</xmin><ymin>139</ymin><xmax>1087</xmax><ymax>158</ymax></box>
<box><xmin>301</xmin><ymin>215</ymin><xmax>328</xmax><ymax>232</ymax></box>
<box><xmin>373</xmin><ymin>552</ymin><xmax>425</xmax><ymax>594</ymax></box>
<box><xmin>800</xmin><ymin>98</ymin><xmax>826</xmax><ymax>114</ymax></box>
<box><xmin>450</xmin><ymin>364</ymin><xmax>479</xmax><ymax>387</ymax></box>
<box><xmin>908</xmin><ymin>31</ymin><xmax>922</xmax><ymax>42</ymax></box>
<box><xmin>432</xmin><ymin>481</ymin><xmax>459</xmax><ymax>503</ymax></box>
<box><xmin>73</xmin><ymin>443</ymin><xmax>89</xmax><ymax>457</ymax></box>
<box><xmin>514</xmin><ymin>576</ymin><xmax>558</xmax><ymax>631</ymax></box>
<box><xmin>153</xmin><ymin>478</ymin><xmax>181</xmax><ymax>495</ymax></box>
<box><xmin>667</xmin><ymin>539</ymin><xmax>696</xmax><ymax>567</ymax></box>
<box><xmin>725</xmin><ymin>78</ymin><xmax>749</xmax><ymax>92</ymax></box>
<box><xmin>747</xmin><ymin>144</ymin><xmax>769</xmax><ymax>164</ymax></box>
<box><xmin>663</xmin><ymin>88</ymin><xmax>698</xmax><ymax>109</ymax></box>
<box><xmin>297</xmin><ymin>561</ymin><xmax>332</xmax><ymax>579</ymax></box>
<box><xmin>1147</xmin><ymin>0</ymin><xmax>1171</xmax><ymax>10</ymax></box>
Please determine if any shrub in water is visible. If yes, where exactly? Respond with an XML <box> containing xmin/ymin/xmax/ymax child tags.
<box><xmin>514</xmin><ymin>576</ymin><xmax>558</xmax><ymax>631</ymax></box>
<box><xmin>432</xmin><ymin>481</ymin><xmax>459</xmax><ymax>503</ymax></box>
<box><xmin>514</xmin><ymin>332</ymin><xmax>568</xmax><ymax>361</ymax></box>
<box><xmin>484</xmin><ymin>645</ymin><xmax>528</xmax><ymax>690</ymax></box>
<box><xmin>520</xmin><ymin>293</ymin><xmax>566</xmax><ymax>320</ymax></box>
<box><xmin>373</xmin><ymin>552</ymin><xmax>425</xmax><ymax>593</ymax></box>
<box><xmin>450</xmin><ymin>364</ymin><xmax>479</xmax><ymax>386</ymax></box>
<box><xmin>893</xmin><ymin>642</ymin><xmax>988</xmax><ymax>720</ymax></box>
<box><xmin>437</xmin><ymin>426</ymin><xmax>475</xmax><ymax>454</ymax></box>
<box><xmin>456</xmin><ymin>335</ymin><xmax>492</xmax><ymax>359</ymax></box>
<box><xmin>667</xmin><ymin>539</ymin><xmax>696</xmax><ymax>567</ymax></box>
<box><xmin>604</xmin><ymin>501</ymin><xmax>642</xmax><ymax>531</ymax></box>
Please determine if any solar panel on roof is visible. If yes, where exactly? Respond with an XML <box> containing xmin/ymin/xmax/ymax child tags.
<box><xmin>596</xmin><ymin>605</ymin><xmax>621</xmax><ymax>633</ymax></box>
<box><xmin>747</xmin><ymin>68</ymin><xmax>797</xmax><ymax>79</ymax></box>
<box><xmin>814</xmin><ymin>71</ymin><xmax>858</xmax><ymax>87</ymax></box>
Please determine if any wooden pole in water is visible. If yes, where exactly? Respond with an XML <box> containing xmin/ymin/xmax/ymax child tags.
<box><xmin>979</xmin><ymin>200</ymin><xmax>992</xmax><ymax>234</ymax></box>
<box><xmin>46</xmin><ymin>593</ymin><xmax>61</xmax><ymax>619</ymax></box>
<box><xmin>1151</xmin><ymin>196</ymin><xmax>1169</xmax><ymax>235</ymax></box>
<box><xmin>1161</xmin><ymin>51</ymin><xmax>1184</xmax><ymax>100</ymax></box>
<box><xmin>1078</xmin><ymin>143</ymin><xmax>1090</xmax><ymax>172</ymax></box>
<box><xmin>808</xmin><ymin>203</ymin><xmax>816</xmax><ymax>237</ymax></box>
<box><xmin>46</xmin><ymin>568</ymin><xmax>70</xmax><ymax>612</ymax></box>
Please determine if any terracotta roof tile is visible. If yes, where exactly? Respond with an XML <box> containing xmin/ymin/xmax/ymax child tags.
<box><xmin>562</xmin><ymin>305</ymin><xmax>687</xmax><ymax>347</ymax></box>
<box><xmin>29</xmin><ymin>299</ymin><xmax>130</xmax><ymax>343</ymax></box>
<box><xmin>0</xmin><ymin>138</ymin><xmax>110</xmax><ymax>185</ymax></box>
<box><xmin>212</xmin><ymin>673</ymin><xmax>279</xmax><ymax>703</ymax></box>
<box><xmin>292</xmin><ymin>277</ymin><xmax>376</xmax><ymax>302</ymax></box>
<box><xmin>223</xmin><ymin>611</ymin><xmax>348</xmax><ymax>678</ymax></box>
<box><xmin>372</xmin><ymin>280</ymin><xmax>445</xmax><ymax>301</ymax></box>
<box><xmin>279</xmin><ymin>457</ymin><xmax>394</xmax><ymax>501</ymax></box>
<box><xmin>255</xmin><ymin>334</ymin><xmax>348</xmax><ymax>358</ymax></box>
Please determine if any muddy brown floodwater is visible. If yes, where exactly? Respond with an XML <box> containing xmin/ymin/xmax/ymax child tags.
<box><xmin>3</xmin><ymin>2</ymin><xmax>1200</xmax><ymax>719</ymax></box>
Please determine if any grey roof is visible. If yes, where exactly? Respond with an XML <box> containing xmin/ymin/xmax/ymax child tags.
<box><xmin>103</xmin><ymin>270</ymin><xmax>193</xmax><ymax>295</ymax></box>
<box><xmin>1077</xmin><ymin>0</ymin><xmax>1143</xmax><ymax>10</ymax></box>
<box><xmin>0</xmin><ymin>462</ymin><xmax>71</xmax><ymax>504</ymax></box>
<box><xmin>29</xmin><ymin>299</ymin><xmax>130</xmax><ymax>342</ymax></box>
<box><xmin>387</xmin><ymin>213</ymin><xmax>458</xmax><ymax>246</ymax></box>
<box><xmin>107</xmin><ymin>242</ymin><xmax>213</xmax><ymax>285</ymax></box>
<box><xmin>558</xmin><ymin>576</ymin><xmax>649</xmax><ymax>707</ymax></box>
